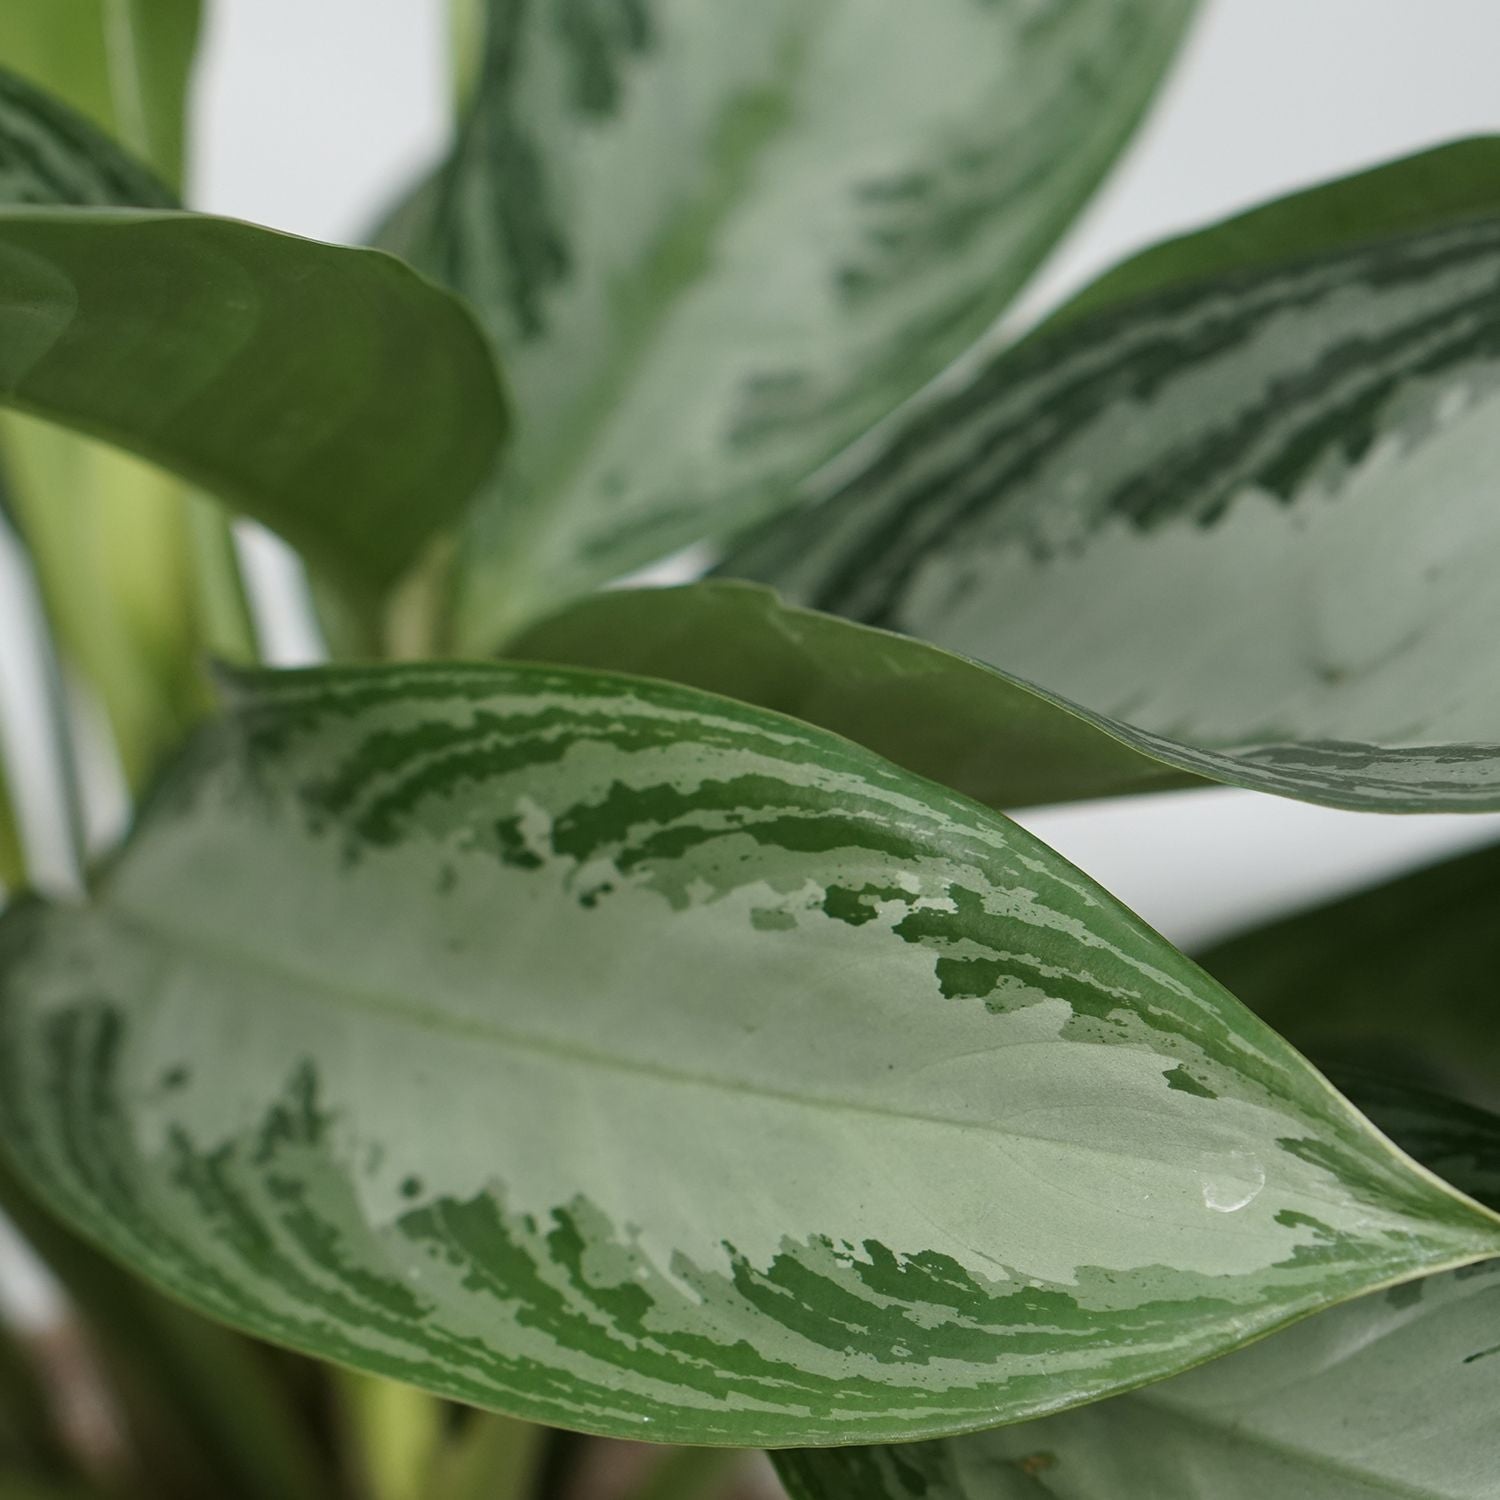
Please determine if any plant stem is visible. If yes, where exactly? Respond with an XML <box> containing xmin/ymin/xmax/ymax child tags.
<box><xmin>186</xmin><ymin>499</ymin><xmax>259</xmax><ymax>666</ymax></box>
<box><xmin>630</xmin><ymin>1447</ymin><xmax>743</xmax><ymax>1500</ymax></box>
<box><xmin>429</xmin><ymin>1414</ymin><xmax>544</xmax><ymax>1500</ymax></box>
<box><xmin>340</xmin><ymin>1374</ymin><xmax>446</xmax><ymax>1500</ymax></box>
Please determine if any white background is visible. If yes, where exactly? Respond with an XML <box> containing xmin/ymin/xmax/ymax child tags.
<box><xmin>191</xmin><ymin>0</ymin><xmax>1500</xmax><ymax>951</ymax></box>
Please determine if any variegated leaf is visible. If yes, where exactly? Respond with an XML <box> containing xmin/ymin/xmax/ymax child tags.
<box><xmin>0</xmin><ymin>0</ymin><xmax>199</xmax><ymax>187</ymax></box>
<box><xmin>0</xmin><ymin>64</ymin><xmax>174</xmax><ymax>209</ymax></box>
<box><xmin>0</xmin><ymin>209</ymin><xmax>507</xmax><ymax>605</ymax></box>
<box><xmin>778</xmin><ymin>1076</ymin><xmax>1500</xmax><ymax>1500</ymax></box>
<box><xmin>1202</xmin><ymin>839</ymin><xmax>1500</xmax><ymax>1114</ymax></box>
<box><xmin>725</xmin><ymin>140</ymin><xmax>1500</xmax><ymax>811</ymax></box>
<box><xmin>1</xmin><ymin>662</ymin><xmax>1497</xmax><ymax>1444</ymax></box>
<box><xmin>393</xmin><ymin>0</ymin><xmax>1198</xmax><ymax>647</ymax></box>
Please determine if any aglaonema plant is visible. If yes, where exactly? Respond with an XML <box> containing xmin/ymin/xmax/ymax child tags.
<box><xmin>0</xmin><ymin>5</ymin><xmax>1498</xmax><ymax>1500</ymax></box>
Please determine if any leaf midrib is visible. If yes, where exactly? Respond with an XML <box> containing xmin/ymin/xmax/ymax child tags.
<box><xmin>105</xmin><ymin>892</ymin><xmax>1285</xmax><ymax>1180</ymax></box>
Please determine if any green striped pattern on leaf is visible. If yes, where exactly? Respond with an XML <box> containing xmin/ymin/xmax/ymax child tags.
<box><xmin>725</xmin><ymin>140</ymin><xmax>1500</xmax><ymax>811</ymax></box>
<box><xmin>0</xmin><ymin>662</ymin><xmax>1497</xmax><ymax>1444</ymax></box>
<box><xmin>0</xmin><ymin>65</ymin><xmax>174</xmax><ymax>209</ymax></box>
<box><xmin>398</xmin><ymin>0</ymin><xmax>1197</xmax><ymax>647</ymax></box>
<box><xmin>0</xmin><ymin>209</ymin><xmax>507</xmax><ymax>602</ymax></box>
<box><xmin>778</xmin><ymin>1079</ymin><xmax>1500</xmax><ymax>1500</ymax></box>
<box><xmin>0</xmin><ymin>0</ymin><xmax>199</xmax><ymax>187</ymax></box>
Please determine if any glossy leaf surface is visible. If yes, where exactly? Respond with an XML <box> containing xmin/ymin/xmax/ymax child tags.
<box><xmin>1</xmin><ymin>663</ymin><xmax>1498</xmax><ymax>1444</ymax></box>
<box><xmin>726</xmin><ymin>141</ymin><xmax>1500</xmax><ymax>811</ymax></box>
<box><xmin>398</xmin><ymin>0</ymin><xmax>1197</xmax><ymax>646</ymax></box>
<box><xmin>1202</xmin><ymin>840</ymin><xmax>1500</xmax><ymax>1114</ymax></box>
<box><xmin>0</xmin><ymin>210</ymin><xmax>506</xmax><ymax>602</ymax></box>
<box><xmin>0</xmin><ymin>70</ymin><xmax>217</xmax><ymax>784</ymax></box>
<box><xmin>511</xmin><ymin>581</ymin><xmax>1204</xmax><ymax>809</ymax></box>
<box><xmin>779</xmin><ymin>1078</ymin><xmax>1500</xmax><ymax>1500</ymax></box>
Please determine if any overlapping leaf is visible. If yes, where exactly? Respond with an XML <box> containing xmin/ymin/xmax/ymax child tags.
<box><xmin>0</xmin><ymin>64</ymin><xmax>217</xmax><ymax>784</ymax></box>
<box><xmin>511</xmin><ymin>580</ymin><xmax>1205</xmax><ymax>810</ymax></box>
<box><xmin>778</xmin><ymin>1077</ymin><xmax>1500</xmax><ymax>1500</ymax></box>
<box><xmin>1201</xmin><ymin>839</ymin><xmax>1500</xmax><ymax>1114</ymax></box>
<box><xmin>0</xmin><ymin>66</ymin><xmax>174</xmax><ymax>210</ymax></box>
<box><xmin>0</xmin><ymin>0</ymin><xmax>199</xmax><ymax>186</ymax></box>
<box><xmin>390</xmin><ymin>0</ymin><xmax>1198</xmax><ymax>647</ymax></box>
<box><xmin>0</xmin><ymin>208</ymin><xmax>507</xmax><ymax>606</ymax></box>
<box><xmin>1</xmin><ymin>662</ymin><xmax>1498</xmax><ymax>1444</ymax></box>
<box><xmin>724</xmin><ymin>140</ymin><xmax>1500</xmax><ymax>811</ymax></box>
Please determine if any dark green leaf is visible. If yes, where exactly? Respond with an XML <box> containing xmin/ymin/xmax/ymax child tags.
<box><xmin>0</xmin><ymin>209</ymin><xmax>507</xmax><ymax>604</ymax></box>
<box><xmin>725</xmin><ymin>139</ymin><xmax>1500</xmax><ymax>812</ymax></box>
<box><xmin>1200</xmin><ymin>840</ymin><xmax>1500</xmax><ymax>1113</ymax></box>
<box><xmin>779</xmin><ymin>1077</ymin><xmax>1500</xmax><ymax>1500</ymax></box>
<box><xmin>510</xmin><ymin>581</ymin><xmax>1204</xmax><ymax>809</ymax></box>
<box><xmin>1049</xmin><ymin>136</ymin><xmax>1500</xmax><ymax>331</ymax></box>
<box><xmin>0</xmin><ymin>662</ymin><xmax>1496</xmax><ymax>1444</ymax></box>
<box><xmin>0</xmin><ymin>66</ymin><xmax>252</xmax><ymax>787</ymax></box>
<box><xmin>394</xmin><ymin>0</ymin><xmax>1197</xmax><ymax>647</ymax></box>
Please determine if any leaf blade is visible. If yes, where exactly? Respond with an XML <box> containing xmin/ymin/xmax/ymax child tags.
<box><xmin>0</xmin><ymin>63</ymin><xmax>230</xmax><ymax>786</ymax></box>
<box><xmin>1200</xmin><ymin>839</ymin><xmax>1500</xmax><ymax>1114</ymax></box>
<box><xmin>400</xmin><ymin>0</ymin><xmax>1198</xmax><ymax>646</ymax></box>
<box><xmin>0</xmin><ymin>662</ymin><xmax>1496</xmax><ymax>1444</ymax></box>
<box><xmin>723</xmin><ymin>139</ymin><xmax>1500</xmax><ymax>812</ymax></box>
<box><xmin>777</xmin><ymin>1079</ymin><xmax>1500</xmax><ymax>1500</ymax></box>
<box><xmin>0</xmin><ymin>208</ymin><xmax>508</xmax><ymax>601</ymax></box>
<box><xmin>510</xmin><ymin>580</ymin><xmax>1207</xmax><ymax>810</ymax></box>
<box><xmin>513</xmin><ymin>580</ymin><xmax>1500</xmax><ymax>813</ymax></box>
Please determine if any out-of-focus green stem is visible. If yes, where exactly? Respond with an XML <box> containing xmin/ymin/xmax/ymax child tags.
<box><xmin>1</xmin><ymin>418</ymin><xmax>211</xmax><ymax>792</ymax></box>
<box><xmin>449</xmin><ymin>0</ymin><xmax>485</xmax><ymax>110</ymax></box>
<box><xmin>630</xmin><ymin>1448</ymin><xmax>743</xmax><ymax>1500</ymax></box>
<box><xmin>430</xmin><ymin>1413</ymin><xmax>543</xmax><ymax>1500</ymax></box>
<box><xmin>341</xmin><ymin>1374</ymin><xmax>446</xmax><ymax>1500</ymax></box>
<box><xmin>0</xmin><ymin>758</ymin><xmax>25</xmax><ymax>894</ymax></box>
<box><xmin>186</xmin><ymin>499</ymin><xmax>259</xmax><ymax>666</ymax></box>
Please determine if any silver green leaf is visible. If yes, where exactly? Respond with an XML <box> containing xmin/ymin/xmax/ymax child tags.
<box><xmin>1</xmin><ymin>662</ymin><xmax>1497</xmax><ymax>1444</ymax></box>
<box><xmin>777</xmin><ymin>1078</ymin><xmax>1500</xmax><ymax>1500</ymax></box>
<box><xmin>1201</xmin><ymin>839</ymin><xmax>1500</xmax><ymax>1114</ymax></box>
<box><xmin>725</xmin><ymin>140</ymin><xmax>1500</xmax><ymax>811</ymax></box>
<box><xmin>0</xmin><ymin>209</ymin><xmax>507</xmax><ymax>603</ymax></box>
<box><xmin>396</xmin><ymin>0</ymin><xmax>1198</xmax><ymax>647</ymax></box>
